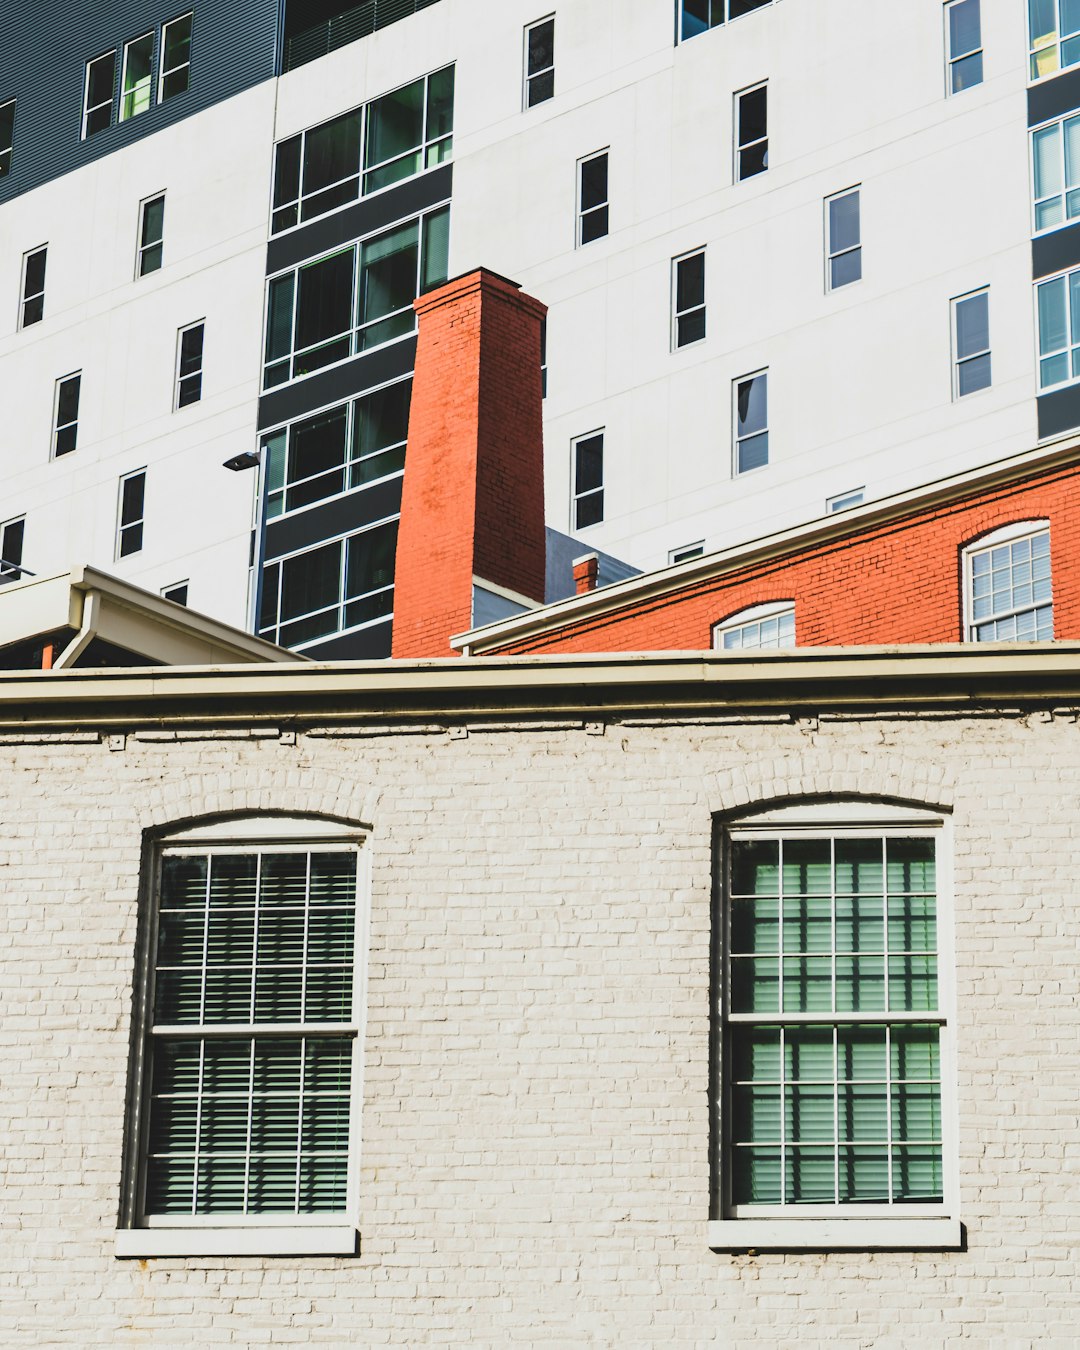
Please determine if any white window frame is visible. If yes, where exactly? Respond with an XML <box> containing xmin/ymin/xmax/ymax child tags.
<box><xmin>523</xmin><ymin>15</ymin><xmax>556</xmax><ymax>110</ymax></box>
<box><xmin>120</xmin><ymin>31</ymin><xmax>155</xmax><ymax>123</ymax></box>
<box><xmin>117</xmin><ymin>469</ymin><xmax>146</xmax><ymax>559</ymax></box>
<box><xmin>116</xmin><ymin>818</ymin><xmax>369</xmax><ymax>1259</ymax></box>
<box><xmin>1029</xmin><ymin>0</ymin><xmax>1080</xmax><ymax>81</ymax></box>
<box><xmin>962</xmin><ymin>520</ymin><xmax>1054</xmax><ymax>642</ymax></box>
<box><xmin>576</xmin><ymin>150</ymin><xmax>609</xmax><ymax>248</ymax></box>
<box><xmin>827</xmin><ymin>488</ymin><xmax>865</xmax><ymax>513</ymax></box>
<box><xmin>712</xmin><ymin>600</ymin><xmax>794</xmax><ymax>651</ymax></box>
<box><xmin>734</xmin><ymin>82</ymin><xmax>768</xmax><ymax>183</ymax></box>
<box><xmin>1031</xmin><ymin>112</ymin><xmax>1080</xmax><ymax>235</ymax></box>
<box><xmin>174</xmin><ymin>321</ymin><xmax>205</xmax><ymax>411</ymax></box>
<box><xmin>18</xmin><ymin>244</ymin><xmax>47</xmax><ymax>330</ymax></box>
<box><xmin>733</xmin><ymin>369</ymin><xmax>769</xmax><ymax>476</ymax></box>
<box><xmin>1034</xmin><ymin>265</ymin><xmax>1080</xmax><ymax>392</ymax></box>
<box><xmin>825</xmin><ymin>187</ymin><xmax>862</xmax><ymax>292</ymax></box>
<box><xmin>0</xmin><ymin>97</ymin><xmax>15</xmax><ymax>177</ymax></box>
<box><xmin>571</xmin><ymin>429</ymin><xmax>605</xmax><ymax>530</ymax></box>
<box><xmin>159</xmin><ymin>12</ymin><xmax>193</xmax><ymax>103</ymax></box>
<box><xmin>710</xmin><ymin>801</ymin><xmax>961</xmax><ymax>1253</ymax></box>
<box><xmin>82</xmin><ymin>50</ymin><xmax>116</xmax><ymax>140</ymax></box>
<box><xmin>136</xmin><ymin>192</ymin><xmax>166</xmax><ymax>278</ymax></box>
<box><xmin>52</xmin><ymin>371</ymin><xmax>81</xmax><ymax>460</ymax></box>
<box><xmin>944</xmin><ymin>0</ymin><xmax>983</xmax><ymax>95</ymax></box>
<box><xmin>672</xmin><ymin>248</ymin><xmax>707</xmax><ymax>350</ymax></box>
<box><xmin>951</xmin><ymin>288</ymin><xmax>991</xmax><ymax>399</ymax></box>
<box><xmin>0</xmin><ymin>515</ymin><xmax>25</xmax><ymax>582</ymax></box>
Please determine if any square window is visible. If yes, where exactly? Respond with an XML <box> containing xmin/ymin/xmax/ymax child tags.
<box><xmin>524</xmin><ymin>17</ymin><xmax>555</xmax><ymax>108</ymax></box>
<box><xmin>826</xmin><ymin>188</ymin><xmax>862</xmax><ymax>291</ymax></box>
<box><xmin>1029</xmin><ymin>0</ymin><xmax>1080</xmax><ymax>80</ymax></box>
<box><xmin>577</xmin><ymin>151</ymin><xmax>609</xmax><ymax>246</ymax></box>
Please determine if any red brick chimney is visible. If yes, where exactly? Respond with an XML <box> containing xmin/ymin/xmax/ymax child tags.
<box><xmin>391</xmin><ymin>270</ymin><xmax>548</xmax><ymax>658</ymax></box>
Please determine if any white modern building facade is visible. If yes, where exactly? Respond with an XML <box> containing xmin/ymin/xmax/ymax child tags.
<box><xmin>0</xmin><ymin>0</ymin><xmax>1073</xmax><ymax>656</ymax></box>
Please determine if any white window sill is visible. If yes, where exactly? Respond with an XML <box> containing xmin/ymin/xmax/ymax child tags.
<box><xmin>708</xmin><ymin>1217</ymin><xmax>962</xmax><ymax>1252</ymax></box>
<box><xmin>115</xmin><ymin>1226</ymin><xmax>358</xmax><ymax>1259</ymax></box>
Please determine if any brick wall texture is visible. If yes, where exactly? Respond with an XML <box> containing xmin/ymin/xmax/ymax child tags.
<box><xmin>2</xmin><ymin>706</ymin><xmax>1079</xmax><ymax>1346</ymax></box>
<box><xmin>490</xmin><ymin>459</ymin><xmax>1080</xmax><ymax>654</ymax></box>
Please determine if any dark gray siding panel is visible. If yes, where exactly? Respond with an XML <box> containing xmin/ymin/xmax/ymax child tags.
<box><xmin>301</xmin><ymin>618</ymin><xmax>392</xmax><ymax>659</ymax></box>
<box><xmin>1032</xmin><ymin>221</ymin><xmax>1080</xmax><ymax>279</ymax></box>
<box><xmin>1037</xmin><ymin>385</ymin><xmax>1080</xmax><ymax>438</ymax></box>
<box><xmin>1028</xmin><ymin>67</ymin><xmax>1080</xmax><ymax>126</ymax></box>
<box><xmin>257</xmin><ymin>337</ymin><xmax>417</xmax><ymax>429</ymax></box>
<box><xmin>0</xmin><ymin>0</ymin><xmax>281</xmax><ymax>204</ymax></box>
<box><xmin>264</xmin><ymin>475</ymin><xmax>402</xmax><ymax>561</ymax></box>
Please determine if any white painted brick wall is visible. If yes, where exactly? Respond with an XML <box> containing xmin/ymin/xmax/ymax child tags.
<box><xmin>0</xmin><ymin>709</ymin><xmax>1078</xmax><ymax>1346</ymax></box>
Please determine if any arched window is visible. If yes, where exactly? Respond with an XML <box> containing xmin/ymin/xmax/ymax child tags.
<box><xmin>963</xmin><ymin>520</ymin><xmax>1052</xmax><ymax>642</ymax></box>
<box><xmin>713</xmin><ymin>600</ymin><xmax>795</xmax><ymax>651</ymax></box>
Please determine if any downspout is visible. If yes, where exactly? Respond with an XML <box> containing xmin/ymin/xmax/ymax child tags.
<box><xmin>53</xmin><ymin>591</ymin><xmax>101</xmax><ymax>669</ymax></box>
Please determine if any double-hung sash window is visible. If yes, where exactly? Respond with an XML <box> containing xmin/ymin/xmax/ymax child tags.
<box><xmin>524</xmin><ymin>17</ymin><xmax>555</xmax><ymax>108</ymax></box>
<box><xmin>952</xmin><ymin>289</ymin><xmax>991</xmax><ymax>397</ymax></box>
<box><xmin>262</xmin><ymin>379</ymin><xmax>411</xmax><ymax>520</ymax></box>
<box><xmin>120</xmin><ymin>832</ymin><xmax>364</xmax><ymax>1252</ymax></box>
<box><xmin>735</xmin><ymin>84</ymin><xmax>768</xmax><ymax>181</ymax></box>
<box><xmin>83</xmin><ymin>52</ymin><xmax>117</xmax><ymax>138</ymax></box>
<box><xmin>577</xmin><ymin>151</ymin><xmax>609</xmax><ymax>246</ymax></box>
<box><xmin>680</xmin><ymin>1</ymin><xmax>772</xmax><ymax>42</ymax></box>
<box><xmin>717</xmin><ymin>814</ymin><xmax>952</xmax><ymax>1243</ymax></box>
<box><xmin>53</xmin><ymin>373</ymin><xmax>81</xmax><ymax>458</ymax></box>
<box><xmin>1036</xmin><ymin>266</ymin><xmax>1080</xmax><ymax>389</ymax></box>
<box><xmin>175</xmin><ymin>323</ymin><xmax>205</xmax><ymax>409</ymax></box>
<box><xmin>263</xmin><ymin>207</ymin><xmax>449</xmax><ymax>388</ymax></box>
<box><xmin>20</xmin><ymin>246</ymin><xmax>47</xmax><ymax>329</ymax></box>
<box><xmin>673</xmin><ymin>250</ymin><xmax>706</xmax><ymax>348</ymax></box>
<box><xmin>826</xmin><ymin>188</ymin><xmax>862</xmax><ymax>290</ymax></box>
<box><xmin>572</xmin><ymin>430</ymin><xmax>604</xmax><ymax>529</ymax></box>
<box><xmin>138</xmin><ymin>194</ymin><xmax>166</xmax><ymax>277</ymax></box>
<box><xmin>1029</xmin><ymin>0</ymin><xmax>1080</xmax><ymax>79</ymax></box>
<box><xmin>160</xmin><ymin>13</ymin><xmax>193</xmax><ymax>102</ymax></box>
<box><xmin>120</xmin><ymin>33</ymin><xmax>154</xmax><ymax>121</ymax></box>
<box><xmin>734</xmin><ymin>371</ymin><xmax>769</xmax><ymax>474</ymax></box>
<box><xmin>1032</xmin><ymin>114</ymin><xmax>1080</xmax><ymax>232</ymax></box>
<box><xmin>945</xmin><ymin>0</ymin><xmax>983</xmax><ymax>93</ymax></box>
<box><xmin>0</xmin><ymin>516</ymin><xmax>25</xmax><ymax>583</ymax></box>
<box><xmin>965</xmin><ymin>524</ymin><xmax>1053</xmax><ymax>641</ymax></box>
<box><xmin>0</xmin><ymin>98</ymin><xmax>14</xmax><ymax>176</ymax></box>
<box><xmin>271</xmin><ymin>67</ymin><xmax>454</xmax><ymax>234</ymax></box>
<box><xmin>118</xmin><ymin>470</ymin><xmax>146</xmax><ymax>558</ymax></box>
<box><xmin>713</xmin><ymin>602</ymin><xmax>794</xmax><ymax>651</ymax></box>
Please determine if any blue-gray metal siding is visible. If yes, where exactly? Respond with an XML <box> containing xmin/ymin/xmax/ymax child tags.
<box><xmin>0</xmin><ymin>0</ymin><xmax>281</xmax><ymax>204</ymax></box>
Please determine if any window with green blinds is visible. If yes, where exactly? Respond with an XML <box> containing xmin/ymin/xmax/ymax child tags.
<box><xmin>142</xmin><ymin>848</ymin><xmax>358</xmax><ymax>1219</ymax></box>
<box><xmin>724</xmin><ymin>831</ymin><xmax>945</xmax><ymax>1210</ymax></box>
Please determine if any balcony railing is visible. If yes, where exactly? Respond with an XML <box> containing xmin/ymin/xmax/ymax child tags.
<box><xmin>283</xmin><ymin>0</ymin><xmax>443</xmax><ymax>73</ymax></box>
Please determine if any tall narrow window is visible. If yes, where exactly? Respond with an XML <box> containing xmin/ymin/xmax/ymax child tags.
<box><xmin>1031</xmin><ymin>114</ymin><xmax>1080</xmax><ymax>233</ymax></box>
<box><xmin>175</xmin><ymin>322</ymin><xmax>205</xmax><ymax>409</ymax></box>
<box><xmin>735</xmin><ymin>84</ymin><xmax>768</xmax><ymax>181</ymax></box>
<box><xmin>20</xmin><ymin>246</ymin><xmax>47</xmax><ymax>329</ymax></box>
<box><xmin>540</xmin><ymin>318</ymin><xmax>548</xmax><ymax>398</ymax></box>
<box><xmin>524</xmin><ymin>17</ymin><xmax>555</xmax><ymax>108</ymax></box>
<box><xmin>713</xmin><ymin>601</ymin><xmax>794</xmax><ymax>651</ymax></box>
<box><xmin>53</xmin><ymin>373</ymin><xmax>81</xmax><ymax>458</ymax></box>
<box><xmin>0</xmin><ymin>98</ymin><xmax>14</xmax><ymax>177</ymax></box>
<box><xmin>83</xmin><ymin>52</ymin><xmax>116</xmax><ymax>138</ymax></box>
<box><xmin>137</xmin><ymin>194</ymin><xmax>166</xmax><ymax>277</ymax></box>
<box><xmin>572</xmin><ymin>430</ymin><xmax>604</xmax><ymax>529</ymax></box>
<box><xmin>577</xmin><ymin>151</ymin><xmax>609</xmax><ymax>246</ymax></box>
<box><xmin>0</xmin><ymin>517</ymin><xmax>25</xmax><ymax>582</ymax></box>
<box><xmin>120</xmin><ymin>33</ymin><xmax>155</xmax><ymax>121</ymax></box>
<box><xmin>673</xmin><ymin>249</ymin><xmax>706</xmax><ymax>348</ymax></box>
<box><xmin>1029</xmin><ymin>0</ymin><xmax>1080</xmax><ymax>80</ymax></box>
<box><xmin>734</xmin><ymin>371</ymin><xmax>768</xmax><ymax>474</ymax></box>
<box><xmin>159</xmin><ymin>13</ymin><xmax>193</xmax><ymax>102</ymax></box>
<box><xmin>826</xmin><ymin>188</ymin><xmax>861</xmax><ymax>290</ymax></box>
<box><xmin>1036</xmin><ymin>267</ymin><xmax>1080</xmax><ymax>389</ymax></box>
<box><xmin>952</xmin><ymin>290</ymin><xmax>991</xmax><ymax>397</ymax></box>
<box><xmin>965</xmin><ymin>524</ymin><xmax>1053</xmax><ymax>641</ymax></box>
<box><xmin>118</xmin><ymin>470</ymin><xmax>146</xmax><ymax>558</ymax></box>
<box><xmin>126</xmin><ymin>834</ymin><xmax>363</xmax><ymax>1237</ymax></box>
<box><xmin>945</xmin><ymin>0</ymin><xmax>983</xmax><ymax>93</ymax></box>
<box><xmin>719</xmin><ymin>815</ymin><xmax>950</xmax><ymax>1222</ymax></box>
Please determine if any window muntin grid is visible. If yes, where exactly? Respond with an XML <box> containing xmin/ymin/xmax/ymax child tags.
<box><xmin>680</xmin><ymin>0</ymin><xmax>772</xmax><ymax>43</ymax></box>
<box><xmin>967</xmin><ymin>529</ymin><xmax>1053</xmax><ymax>641</ymax></box>
<box><xmin>524</xmin><ymin>17</ymin><xmax>555</xmax><ymax>108</ymax></box>
<box><xmin>946</xmin><ymin>0</ymin><xmax>983</xmax><ymax>94</ymax></box>
<box><xmin>724</xmin><ymin>831</ymin><xmax>945</xmax><ymax>1213</ymax></box>
<box><xmin>20</xmin><ymin>246</ymin><xmax>46</xmax><ymax>329</ymax></box>
<box><xmin>271</xmin><ymin>66</ymin><xmax>454</xmax><ymax>235</ymax></box>
<box><xmin>159</xmin><ymin>13</ymin><xmax>193</xmax><ymax>103</ymax></box>
<box><xmin>262</xmin><ymin>379</ymin><xmax>411</xmax><ymax>520</ymax></box>
<box><xmin>1029</xmin><ymin>0</ymin><xmax>1080</xmax><ymax>80</ymax></box>
<box><xmin>1032</xmin><ymin>114</ymin><xmax>1080</xmax><ymax>233</ymax></box>
<box><xmin>143</xmin><ymin>847</ymin><xmax>359</xmax><ymax>1220</ymax></box>
<box><xmin>715</xmin><ymin>606</ymin><xmax>794</xmax><ymax>651</ymax></box>
<box><xmin>263</xmin><ymin>206</ymin><xmax>449</xmax><ymax>388</ymax></box>
<box><xmin>673</xmin><ymin>250</ymin><xmax>706</xmax><ymax>349</ymax></box>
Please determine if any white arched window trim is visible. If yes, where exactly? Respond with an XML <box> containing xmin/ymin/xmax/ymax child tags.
<box><xmin>962</xmin><ymin>519</ymin><xmax>1053</xmax><ymax>643</ymax></box>
<box><xmin>712</xmin><ymin>600</ymin><xmax>796</xmax><ymax>651</ymax></box>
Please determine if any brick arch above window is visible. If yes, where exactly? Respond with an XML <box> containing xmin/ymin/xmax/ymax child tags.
<box><xmin>136</xmin><ymin>765</ymin><xmax>379</xmax><ymax>834</ymax></box>
<box><xmin>707</xmin><ymin>752</ymin><xmax>956</xmax><ymax>819</ymax></box>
